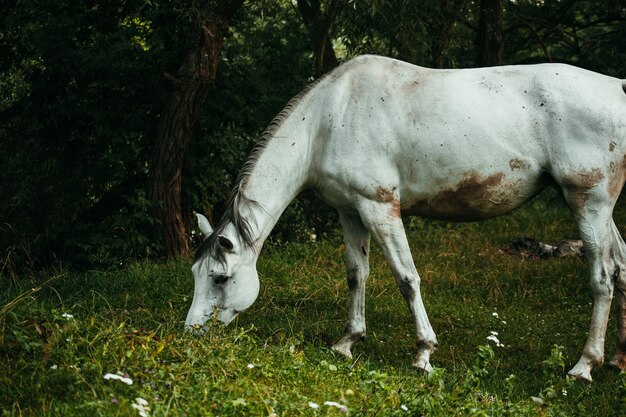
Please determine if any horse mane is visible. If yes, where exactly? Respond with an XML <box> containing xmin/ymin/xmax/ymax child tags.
<box><xmin>194</xmin><ymin>70</ymin><xmax>335</xmax><ymax>263</ymax></box>
<box><xmin>194</xmin><ymin>191</ymin><xmax>259</xmax><ymax>263</ymax></box>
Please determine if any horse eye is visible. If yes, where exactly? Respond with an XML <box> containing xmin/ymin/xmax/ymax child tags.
<box><xmin>213</xmin><ymin>274</ymin><xmax>230</xmax><ymax>285</ymax></box>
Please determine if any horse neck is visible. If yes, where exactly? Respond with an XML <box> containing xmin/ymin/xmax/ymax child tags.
<box><xmin>239</xmin><ymin>119</ymin><xmax>313</xmax><ymax>248</ymax></box>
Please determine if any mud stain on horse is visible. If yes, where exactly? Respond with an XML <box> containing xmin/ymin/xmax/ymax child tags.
<box><xmin>609</xmin><ymin>141</ymin><xmax>617</xmax><ymax>152</ymax></box>
<box><xmin>376</xmin><ymin>186</ymin><xmax>402</xmax><ymax>219</ymax></box>
<box><xmin>561</xmin><ymin>168</ymin><xmax>605</xmax><ymax>212</ymax></box>
<box><xmin>404</xmin><ymin>171</ymin><xmax>509</xmax><ymax>221</ymax></box>
<box><xmin>608</xmin><ymin>155</ymin><xmax>626</xmax><ymax>198</ymax></box>
<box><xmin>509</xmin><ymin>158</ymin><xmax>530</xmax><ymax>171</ymax></box>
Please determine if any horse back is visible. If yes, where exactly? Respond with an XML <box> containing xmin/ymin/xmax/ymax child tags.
<box><xmin>307</xmin><ymin>55</ymin><xmax>626</xmax><ymax>220</ymax></box>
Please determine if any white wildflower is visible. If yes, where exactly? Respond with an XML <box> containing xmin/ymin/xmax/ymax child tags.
<box><xmin>247</xmin><ymin>363</ymin><xmax>255</xmax><ymax>369</ymax></box>
<box><xmin>132</xmin><ymin>397</ymin><xmax>150</xmax><ymax>417</ymax></box>
<box><xmin>61</xmin><ymin>313</ymin><xmax>74</xmax><ymax>320</ymax></box>
<box><xmin>324</xmin><ymin>401</ymin><xmax>348</xmax><ymax>412</ymax></box>
<box><xmin>103</xmin><ymin>373</ymin><xmax>133</xmax><ymax>385</ymax></box>
<box><xmin>308</xmin><ymin>401</ymin><xmax>320</xmax><ymax>409</ymax></box>
<box><xmin>50</xmin><ymin>364</ymin><xmax>58</xmax><ymax>370</ymax></box>
<box><xmin>486</xmin><ymin>331</ymin><xmax>503</xmax><ymax>347</ymax></box>
<box><xmin>530</xmin><ymin>396</ymin><xmax>544</xmax><ymax>406</ymax></box>
<box><xmin>492</xmin><ymin>312</ymin><xmax>499</xmax><ymax>318</ymax></box>
<box><xmin>400</xmin><ymin>404</ymin><xmax>409</xmax><ymax>411</ymax></box>
<box><xmin>562</xmin><ymin>389</ymin><xmax>568</xmax><ymax>397</ymax></box>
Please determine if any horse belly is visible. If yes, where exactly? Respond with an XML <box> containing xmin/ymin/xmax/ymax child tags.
<box><xmin>401</xmin><ymin>169</ymin><xmax>549</xmax><ymax>221</ymax></box>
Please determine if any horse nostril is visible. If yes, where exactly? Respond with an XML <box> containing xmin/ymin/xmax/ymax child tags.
<box><xmin>213</xmin><ymin>274</ymin><xmax>229</xmax><ymax>285</ymax></box>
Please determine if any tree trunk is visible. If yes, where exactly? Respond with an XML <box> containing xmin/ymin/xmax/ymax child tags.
<box><xmin>432</xmin><ymin>0</ymin><xmax>468</xmax><ymax>68</ymax></box>
<box><xmin>297</xmin><ymin>0</ymin><xmax>340</xmax><ymax>77</ymax></box>
<box><xmin>475</xmin><ymin>0</ymin><xmax>504</xmax><ymax>66</ymax></box>
<box><xmin>150</xmin><ymin>1</ymin><xmax>243</xmax><ymax>258</ymax></box>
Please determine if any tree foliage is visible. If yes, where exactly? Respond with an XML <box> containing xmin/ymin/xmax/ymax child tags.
<box><xmin>1</xmin><ymin>0</ymin><xmax>625</xmax><ymax>267</ymax></box>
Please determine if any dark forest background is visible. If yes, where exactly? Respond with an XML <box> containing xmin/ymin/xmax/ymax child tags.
<box><xmin>1</xmin><ymin>0</ymin><xmax>625</xmax><ymax>268</ymax></box>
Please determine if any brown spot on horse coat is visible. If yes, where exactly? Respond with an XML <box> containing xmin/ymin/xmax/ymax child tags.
<box><xmin>509</xmin><ymin>159</ymin><xmax>529</xmax><ymax>171</ymax></box>
<box><xmin>376</xmin><ymin>186</ymin><xmax>401</xmax><ymax>218</ymax></box>
<box><xmin>561</xmin><ymin>168</ymin><xmax>605</xmax><ymax>212</ymax></box>
<box><xmin>405</xmin><ymin>172</ymin><xmax>510</xmax><ymax>221</ymax></box>
<box><xmin>608</xmin><ymin>155</ymin><xmax>626</xmax><ymax>198</ymax></box>
<box><xmin>609</xmin><ymin>141</ymin><xmax>617</xmax><ymax>152</ymax></box>
<box><xmin>376</xmin><ymin>186</ymin><xmax>395</xmax><ymax>202</ymax></box>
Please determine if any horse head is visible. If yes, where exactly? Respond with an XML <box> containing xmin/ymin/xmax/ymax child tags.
<box><xmin>185</xmin><ymin>213</ymin><xmax>260</xmax><ymax>331</ymax></box>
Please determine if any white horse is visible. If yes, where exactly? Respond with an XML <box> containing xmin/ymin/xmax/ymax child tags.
<box><xmin>186</xmin><ymin>55</ymin><xmax>626</xmax><ymax>382</ymax></box>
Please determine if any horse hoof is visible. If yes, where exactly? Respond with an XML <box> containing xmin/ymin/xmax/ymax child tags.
<box><xmin>412</xmin><ymin>360</ymin><xmax>433</xmax><ymax>374</ymax></box>
<box><xmin>607</xmin><ymin>354</ymin><xmax>626</xmax><ymax>371</ymax></box>
<box><xmin>331</xmin><ymin>343</ymin><xmax>353</xmax><ymax>359</ymax></box>
<box><xmin>567</xmin><ymin>366</ymin><xmax>592</xmax><ymax>382</ymax></box>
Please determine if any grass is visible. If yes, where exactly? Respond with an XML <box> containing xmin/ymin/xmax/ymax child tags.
<box><xmin>3</xmin><ymin>189</ymin><xmax>626</xmax><ymax>416</ymax></box>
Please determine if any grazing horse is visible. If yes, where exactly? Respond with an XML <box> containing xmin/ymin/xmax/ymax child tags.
<box><xmin>185</xmin><ymin>55</ymin><xmax>626</xmax><ymax>382</ymax></box>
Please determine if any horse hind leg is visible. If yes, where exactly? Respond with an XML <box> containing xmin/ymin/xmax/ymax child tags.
<box><xmin>563</xmin><ymin>185</ymin><xmax>619</xmax><ymax>381</ymax></box>
<box><xmin>608</xmin><ymin>221</ymin><xmax>626</xmax><ymax>370</ymax></box>
<box><xmin>332</xmin><ymin>211</ymin><xmax>371</xmax><ymax>359</ymax></box>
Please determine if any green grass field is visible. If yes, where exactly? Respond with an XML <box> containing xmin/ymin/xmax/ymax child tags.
<box><xmin>3</xmin><ymin>189</ymin><xmax>626</xmax><ymax>416</ymax></box>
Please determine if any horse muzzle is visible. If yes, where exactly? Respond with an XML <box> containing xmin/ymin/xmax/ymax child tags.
<box><xmin>185</xmin><ymin>305</ymin><xmax>239</xmax><ymax>332</ymax></box>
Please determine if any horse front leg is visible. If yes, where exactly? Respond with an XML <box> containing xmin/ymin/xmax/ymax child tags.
<box><xmin>357</xmin><ymin>199</ymin><xmax>437</xmax><ymax>372</ymax></box>
<box><xmin>332</xmin><ymin>211</ymin><xmax>371</xmax><ymax>359</ymax></box>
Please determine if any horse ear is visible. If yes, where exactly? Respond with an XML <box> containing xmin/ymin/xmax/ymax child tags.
<box><xmin>195</xmin><ymin>212</ymin><xmax>213</xmax><ymax>238</ymax></box>
<box><xmin>217</xmin><ymin>235</ymin><xmax>235</xmax><ymax>252</ymax></box>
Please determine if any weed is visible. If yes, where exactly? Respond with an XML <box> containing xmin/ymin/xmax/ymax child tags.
<box><xmin>2</xmin><ymin>192</ymin><xmax>626</xmax><ymax>415</ymax></box>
